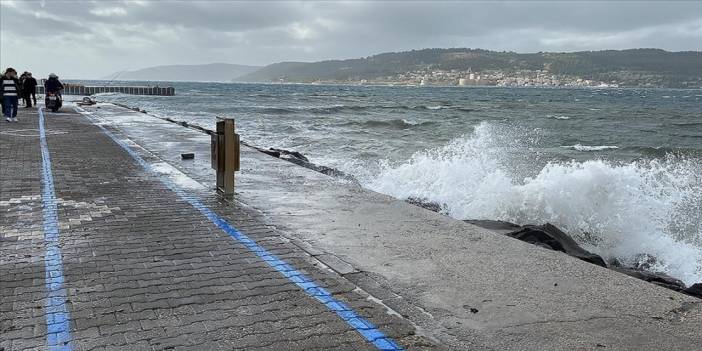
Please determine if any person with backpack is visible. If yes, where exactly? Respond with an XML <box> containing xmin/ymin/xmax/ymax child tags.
<box><xmin>1</xmin><ymin>68</ymin><xmax>21</xmax><ymax>122</ymax></box>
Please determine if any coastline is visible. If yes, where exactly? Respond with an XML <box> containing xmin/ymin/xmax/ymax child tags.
<box><xmin>67</xmin><ymin>79</ymin><xmax>702</xmax><ymax>90</ymax></box>
<box><xmin>103</xmin><ymin>99</ymin><xmax>701</xmax><ymax>297</ymax></box>
<box><xmin>76</xmin><ymin>101</ymin><xmax>702</xmax><ymax>350</ymax></box>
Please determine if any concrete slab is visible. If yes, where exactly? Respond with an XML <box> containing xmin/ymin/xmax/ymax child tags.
<box><xmin>77</xmin><ymin>103</ymin><xmax>702</xmax><ymax>350</ymax></box>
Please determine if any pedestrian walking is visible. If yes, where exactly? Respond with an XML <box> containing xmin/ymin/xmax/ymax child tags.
<box><xmin>1</xmin><ymin>68</ymin><xmax>21</xmax><ymax>122</ymax></box>
<box><xmin>18</xmin><ymin>72</ymin><xmax>27</xmax><ymax>106</ymax></box>
<box><xmin>0</xmin><ymin>70</ymin><xmax>4</xmax><ymax>114</ymax></box>
<box><xmin>23</xmin><ymin>72</ymin><xmax>38</xmax><ymax>108</ymax></box>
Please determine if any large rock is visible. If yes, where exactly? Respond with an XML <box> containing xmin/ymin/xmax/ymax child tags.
<box><xmin>406</xmin><ymin>197</ymin><xmax>443</xmax><ymax>213</ymax></box>
<box><xmin>269</xmin><ymin>148</ymin><xmax>309</xmax><ymax>163</ymax></box>
<box><xmin>251</xmin><ymin>146</ymin><xmax>357</xmax><ymax>181</ymax></box>
<box><xmin>465</xmin><ymin>220</ymin><xmax>523</xmax><ymax>235</ymax></box>
<box><xmin>506</xmin><ymin>223</ymin><xmax>608</xmax><ymax>267</ymax></box>
<box><xmin>683</xmin><ymin>283</ymin><xmax>702</xmax><ymax>298</ymax></box>
<box><xmin>632</xmin><ymin>253</ymin><xmax>659</xmax><ymax>271</ymax></box>
<box><xmin>611</xmin><ymin>266</ymin><xmax>686</xmax><ymax>291</ymax></box>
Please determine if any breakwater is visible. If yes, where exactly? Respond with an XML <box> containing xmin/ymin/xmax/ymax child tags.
<box><xmin>36</xmin><ymin>84</ymin><xmax>174</xmax><ymax>96</ymax></box>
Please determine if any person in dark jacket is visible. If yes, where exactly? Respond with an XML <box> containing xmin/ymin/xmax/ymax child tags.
<box><xmin>0</xmin><ymin>70</ymin><xmax>4</xmax><ymax>113</ymax></box>
<box><xmin>44</xmin><ymin>73</ymin><xmax>64</xmax><ymax>95</ymax></box>
<box><xmin>1</xmin><ymin>68</ymin><xmax>21</xmax><ymax>122</ymax></box>
<box><xmin>22</xmin><ymin>72</ymin><xmax>38</xmax><ymax>108</ymax></box>
<box><xmin>19</xmin><ymin>72</ymin><xmax>28</xmax><ymax>106</ymax></box>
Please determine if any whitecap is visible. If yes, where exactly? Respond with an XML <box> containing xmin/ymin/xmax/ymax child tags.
<box><xmin>561</xmin><ymin>144</ymin><xmax>619</xmax><ymax>151</ymax></box>
<box><xmin>401</xmin><ymin>119</ymin><xmax>421</xmax><ymax>125</ymax></box>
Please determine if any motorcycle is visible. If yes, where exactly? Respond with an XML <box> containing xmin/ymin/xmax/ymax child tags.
<box><xmin>45</xmin><ymin>92</ymin><xmax>62</xmax><ymax>112</ymax></box>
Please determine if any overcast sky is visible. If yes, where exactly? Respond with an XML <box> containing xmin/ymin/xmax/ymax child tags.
<box><xmin>1</xmin><ymin>0</ymin><xmax>701</xmax><ymax>79</ymax></box>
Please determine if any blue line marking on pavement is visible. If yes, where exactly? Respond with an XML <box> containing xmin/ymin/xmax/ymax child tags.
<box><xmin>39</xmin><ymin>107</ymin><xmax>73</xmax><ymax>351</ymax></box>
<box><xmin>92</xmin><ymin>120</ymin><xmax>404</xmax><ymax>351</ymax></box>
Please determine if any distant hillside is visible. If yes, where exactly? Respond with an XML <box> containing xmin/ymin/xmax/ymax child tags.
<box><xmin>235</xmin><ymin>48</ymin><xmax>702</xmax><ymax>88</ymax></box>
<box><xmin>109</xmin><ymin>63</ymin><xmax>260</xmax><ymax>82</ymax></box>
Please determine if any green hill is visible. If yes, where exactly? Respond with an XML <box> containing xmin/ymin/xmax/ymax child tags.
<box><xmin>236</xmin><ymin>48</ymin><xmax>702</xmax><ymax>88</ymax></box>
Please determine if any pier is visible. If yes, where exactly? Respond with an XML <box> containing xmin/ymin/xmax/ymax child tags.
<box><xmin>35</xmin><ymin>84</ymin><xmax>175</xmax><ymax>96</ymax></box>
<box><xmin>2</xmin><ymin>103</ymin><xmax>702</xmax><ymax>350</ymax></box>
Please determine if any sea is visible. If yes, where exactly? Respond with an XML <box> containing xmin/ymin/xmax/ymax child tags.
<box><xmin>80</xmin><ymin>81</ymin><xmax>702</xmax><ymax>285</ymax></box>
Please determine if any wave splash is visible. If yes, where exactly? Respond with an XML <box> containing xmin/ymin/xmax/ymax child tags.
<box><xmin>365</xmin><ymin>122</ymin><xmax>702</xmax><ymax>284</ymax></box>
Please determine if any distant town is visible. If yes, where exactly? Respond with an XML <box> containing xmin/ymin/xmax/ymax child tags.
<box><xmin>236</xmin><ymin>48</ymin><xmax>701</xmax><ymax>89</ymax></box>
<box><xmin>307</xmin><ymin>69</ymin><xmax>619</xmax><ymax>87</ymax></box>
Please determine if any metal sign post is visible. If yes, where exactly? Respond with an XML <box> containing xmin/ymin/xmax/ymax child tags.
<box><xmin>211</xmin><ymin>118</ymin><xmax>240</xmax><ymax>199</ymax></box>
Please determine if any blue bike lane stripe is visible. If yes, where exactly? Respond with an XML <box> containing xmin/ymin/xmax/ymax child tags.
<box><xmin>91</xmin><ymin>120</ymin><xmax>404</xmax><ymax>351</ymax></box>
<box><xmin>39</xmin><ymin>107</ymin><xmax>73</xmax><ymax>351</ymax></box>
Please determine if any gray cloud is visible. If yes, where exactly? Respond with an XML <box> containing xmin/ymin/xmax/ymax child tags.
<box><xmin>1</xmin><ymin>0</ymin><xmax>700</xmax><ymax>79</ymax></box>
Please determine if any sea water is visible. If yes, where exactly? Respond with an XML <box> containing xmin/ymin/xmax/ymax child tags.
<box><xmin>85</xmin><ymin>81</ymin><xmax>702</xmax><ymax>285</ymax></box>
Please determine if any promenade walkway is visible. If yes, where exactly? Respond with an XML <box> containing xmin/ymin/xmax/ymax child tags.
<box><xmin>0</xmin><ymin>107</ymin><xmax>432</xmax><ymax>350</ymax></box>
<box><xmin>3</xmin><ymin>103</ymin><xmax>702</xmax><ymax>351</ymax></box>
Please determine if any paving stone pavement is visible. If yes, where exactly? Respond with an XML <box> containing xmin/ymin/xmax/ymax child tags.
<box><xmin>1</xmin><ymin>107</ymin><xmax>440</xmax><ymax>350</ymax></box>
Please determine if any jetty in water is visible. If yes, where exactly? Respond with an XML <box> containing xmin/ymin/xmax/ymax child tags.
<box><xmin>36</xmin><ymin>84</ymin><xmax>175</xmax><ymax>96</ymax></box>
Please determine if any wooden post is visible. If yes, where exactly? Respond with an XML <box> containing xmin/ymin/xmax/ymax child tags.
<box><xmin>223</xmin><ymin>119</ymin><xmax>236</xmax><ymax>197</ymax></box>
<box><xmin>211</xmin><ymin>118</ymin><xmax>240</xmax><ymax>199</ymax></box>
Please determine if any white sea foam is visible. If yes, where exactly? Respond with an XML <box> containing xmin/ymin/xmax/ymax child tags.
<box><xmin>151</xmin><ymin>162</ymin><xmax>206</xmax><ymax>190</ymax></box>
<box><xmin>547</xmin><ymin>114</ymin><xmax>571</xmax><ymax>120</ymax></box>
<box><xmin>562</xmin><ymin>144</ymin><xmax>619</xmax><ymax>151</ymax></box>
<box><xmin>365</xmin><ymin>122</ymin><xmax>702</xmax><ymax>284</ymax></box>
<box><xmin>92</xmin><ymin>92</ymin><xmax>124</xmax><ymax>97</ymax></box>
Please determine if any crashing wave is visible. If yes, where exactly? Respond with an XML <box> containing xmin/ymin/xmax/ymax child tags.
<box><xmin>364</xmin><ymin>122</ymin><xmax>702</xmax><ymax>284</ymax></box>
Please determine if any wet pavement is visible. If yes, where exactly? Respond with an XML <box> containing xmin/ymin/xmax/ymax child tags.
<box><xmin>3</xmin><ymin>103</ymin><xmax>702</xmax><ymax>351</ymax></box>
<box><xmin>0</xmin><ymin>106</ymin><xmax>432</xmax><ymax>351</ymax></box>
<box><xmin>68</xmin><ymin>103</ymin><xmax>702</xmax><ymax>351</ymax></box>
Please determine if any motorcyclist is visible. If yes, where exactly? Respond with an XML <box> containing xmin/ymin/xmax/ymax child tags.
<box><xmin>44</xmin><ymin>73</ymin><xmax>64</xmax><ymax>96</ymax></box>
